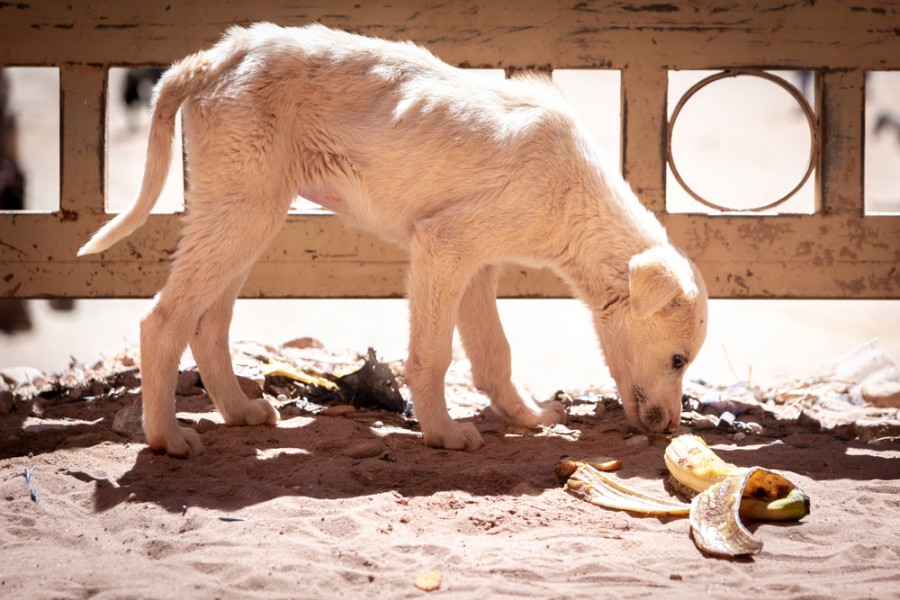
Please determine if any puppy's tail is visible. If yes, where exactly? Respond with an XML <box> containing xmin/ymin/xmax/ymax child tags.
<box><xmin>77</xmin><ymin>41</ymin><xmax>233</xmax><ymax>256</ymax></box>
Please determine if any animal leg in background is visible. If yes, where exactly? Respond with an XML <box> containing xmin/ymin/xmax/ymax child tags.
<box><xmin>456</xmin><ymin>265</ymin><xmax>566</xmax><ymax>427</ymax></box>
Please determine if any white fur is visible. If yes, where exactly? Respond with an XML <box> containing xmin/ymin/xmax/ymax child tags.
<box><xmin>79</xmin><ymin>23</ymin><xmax>708</xmax><ymax>456</ymax></box>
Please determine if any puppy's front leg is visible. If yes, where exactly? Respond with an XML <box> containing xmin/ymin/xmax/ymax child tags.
<box><xmin>457</xmin><ymin>266</ymin><xmax>567</xmax><ymax>428</ymax></box>
<box><xmin>405</xmin><ymin>222</ymin><xmax>483</xmax><ymax>451</ymax></box>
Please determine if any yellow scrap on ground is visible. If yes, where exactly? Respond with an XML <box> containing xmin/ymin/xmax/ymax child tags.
<box><xmin>260</xmin><ymin>360</ymin><xmax>339</xmax><ymax>391</ymax></box>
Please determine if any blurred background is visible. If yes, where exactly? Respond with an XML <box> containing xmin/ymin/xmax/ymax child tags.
<box><xmin>1</xmin><ymin>66</ymin><xmax>899</xmax><ymax>394</ymax></box>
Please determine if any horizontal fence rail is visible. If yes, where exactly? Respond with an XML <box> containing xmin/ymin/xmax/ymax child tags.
<box><xmin>1</xmin><ymin>0</ymin><xmax>899</xmax><ymax>299</ymax></box>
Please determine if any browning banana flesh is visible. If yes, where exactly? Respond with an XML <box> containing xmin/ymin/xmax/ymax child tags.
<box><xmin>559</xmin><ymin>435</ymin><xmax>810</xmax><ymax>558</ymax></box>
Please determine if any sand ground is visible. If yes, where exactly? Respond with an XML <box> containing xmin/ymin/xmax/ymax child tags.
<box><xmin>2</xmin><ymin>344</ymin><xmax>899</xmax><ymax>599</ymax></box>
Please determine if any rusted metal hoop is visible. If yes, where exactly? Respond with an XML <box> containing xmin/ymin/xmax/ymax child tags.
<box><xmin>666</xmin><ymin>69</ymin><xmax>819</xmax><ymax>212</ymax></box>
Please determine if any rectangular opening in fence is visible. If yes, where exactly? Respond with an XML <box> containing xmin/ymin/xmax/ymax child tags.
<box><xmin>551</xmin><ymin>69</ymin><xmax>621</xmax><ymax>172</ymax></box>
<box><xmin>666</xmin><ymin>70</ymin><xmax>816</xmax><ymax>215</ymax></box>
<box><xmin>107</xmin><ymin>67</ymin><xmax>184</xmax><ymax>214</ymax></box>
<box><xmin>1</xmin><ymin>67</ymin><xmax>59</xmax><ymax>213</ymax></box>
<box><xmin>865</xmin><ymin>71</ymin><xmax>900</xmax><ymax>215</ymax></box>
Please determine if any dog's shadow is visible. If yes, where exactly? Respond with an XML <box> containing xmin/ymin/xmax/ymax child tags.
<box><xmin>14</xmin><ymin>387</ymin><xmax>899</xmax><ymax>517</ymax></box>
<box><xmin>80</xmin><ymin>409</ymin><xmax>598</xmax><ymax>515</ymax></box>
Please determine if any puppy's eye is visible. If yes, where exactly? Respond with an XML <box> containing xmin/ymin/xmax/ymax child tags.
<box><xmin>671</xmin><ymin>354</ymin><xmax>687</xmax><ymax>371</ymax></box>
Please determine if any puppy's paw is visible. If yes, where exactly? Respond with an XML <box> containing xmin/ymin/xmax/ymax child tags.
<box><xmin>148</xmin><ymin>425</ymin><xmax>204</xmax><ymax>459</ymax></box>
<box><xmin>423</xmin><ymin>421</ymin><xmax>484</xmax><ymax>452</ymax></box>
<box><xmin>244</xmin><ymin>398</ymin><xmax>280</xmax><ymax>426</ymax></box>
<box><xmin>223</xmin><ymin>397</ymin><xmax>280</xmax><ymax>427</ymax></box>
<box><xmin>495</xmin><ymin>397</ymin><xmax>568</xmax><ymax>429</ymax></box>
<box><xmin>534</xmin><ymin>399</ymin><xmax>568</xmax><ymax>425</ymax></box>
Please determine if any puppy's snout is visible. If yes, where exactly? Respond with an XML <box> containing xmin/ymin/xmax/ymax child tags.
<box><xmin>627</xmin><ymin>385</ymin><xmax>681</xmax><ymax>433</ymax></box>
<box><xmin>639</xmin><ymin>404</ymin><xmax>665</xmax><ymax>431</ymax></box>
<box><xmin>638</xmin><ymin>403</ymin><xmax>681</xmax><ymax>433</ymax></box>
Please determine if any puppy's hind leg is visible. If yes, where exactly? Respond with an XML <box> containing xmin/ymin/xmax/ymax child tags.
<box><xmin>189</xmin><ymin>268</ymin><xmax>279</xmax><ymax>428</ymax></box>
<box><xmin>140</xmin><ymin>290</ymin><xmax>207</xmax><ymax>458</ymax></box>
<box><xmin>141</xmin><ymin>196</ymin><xmax>289</xmax><ymax>458</ymax></box>
<box><xmin>457</xmin><ymin>266</ymin><xmax>567</xmax><ymax>428</ymax></box>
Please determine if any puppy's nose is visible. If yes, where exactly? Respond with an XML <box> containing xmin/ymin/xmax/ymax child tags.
<box><xmin>639</xmin><ymin>405</ymin><xmax>665</xmax><ymax>431</ymax></box>
<box><xmin>664</xmin><ymin>414</ymin><xmax>681</xmax><ymax>433</ymax></box>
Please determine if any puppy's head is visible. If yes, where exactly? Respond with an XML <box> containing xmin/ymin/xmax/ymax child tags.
<box><xmin>597</xmin><ymin>245</ymin><xmax>708</xmax><ymax>433</ymax></box>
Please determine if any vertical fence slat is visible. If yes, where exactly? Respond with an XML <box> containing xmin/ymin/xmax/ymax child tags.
<box><xmin>620</xmin><ymin>66</ymin><xmax>667</xmax><ymax>212</ymax></box>
<box><xmin>60</xmin><ymin>64</ymin><xmax>107</xmax><ymax>216</ymax></box>
<box><xmin>817</xmin><ymin>69</ymin><xmax>865</xmax><ymax>216</ymax></box>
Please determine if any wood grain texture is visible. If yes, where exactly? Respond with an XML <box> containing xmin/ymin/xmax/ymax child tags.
<box><xmin>1</xmin><ymin>0</ymin><xmax>898</xmax><ymax>299</ymax></box>
<box><xmin>2</xmin><ymin>213</ymin><xmax>898</xmax><ymax>298</ymax></box>
<box><xmin>2</xmin><ymin>1</ymin><xmax>898</xmax><ymax>69</ymax></box>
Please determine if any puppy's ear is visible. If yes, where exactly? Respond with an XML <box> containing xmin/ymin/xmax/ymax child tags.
<box><xmin>628</xmin><ymin>246</ymin><xmax>694</xmax><ymax>319</ymax></box>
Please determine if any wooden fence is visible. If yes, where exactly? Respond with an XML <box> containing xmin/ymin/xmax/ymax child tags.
<box><xmin>1</xmin><ymin>1</ymin><xmax>898</xmax><ymax>299</ymax></box>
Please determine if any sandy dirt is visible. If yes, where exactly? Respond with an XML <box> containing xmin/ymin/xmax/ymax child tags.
<box><xmin>2</xmin><ymin>343</ymin><xmax>899</xmax><ymax>599</ymax></box>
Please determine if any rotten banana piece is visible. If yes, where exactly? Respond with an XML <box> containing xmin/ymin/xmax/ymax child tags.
<box><xmin>559</xmin><ymin>435</ymin><xmax>811</xmax><ymax>558</ymax></box>
<box><xmin>664</xmin><ymin>434</ymin><xmax>810</xmax><ymax>523</ymax></box>
<box><xmin>663</xmin><ymin>433</ymin><xmax>747</xmax><ymax>493</ymax></box>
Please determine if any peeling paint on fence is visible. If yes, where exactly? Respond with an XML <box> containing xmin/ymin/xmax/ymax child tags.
<box><xmin>0</xmin><ymin>0</ymin><xmax>898</xmax><ymax>299</ymax></box>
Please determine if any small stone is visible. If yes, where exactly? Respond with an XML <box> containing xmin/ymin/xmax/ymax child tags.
<box><xmin>321</xmin><ymin>405</ymin><xmax>356</xmax><ymax>417</ymax></box>
<box><xmin>283</xmin><ymin>337</ymin><xmax>325</xmax><ymax>350</ymax></box>
<box><xmin>861</xmin><ymin>381</ymin><xmax>900</xmax><ymax>409</ymax></box>
<box><xmin>276</xmin><ymin>394</ymin><xmax>289</xmax><ymax>403</ymax></box>
<box><xmin>269</xmin><ymin>385</ymin><xmax>292</xmax><ymax>398</ymax></box>
<box><xmin>625</xmin><ymin>434</ymin><xmax>649</xmax><ymax>447</ymax></box>
<box><xmin>797</xmin><ymin>411</ymin><xmax>820</xmax><ymax>429</ymax></box>
<box><xmin>744</xmin><ymin>421</ymin><xmax>764</xmax><ymax>434</ymax></box>
<box><xmin>194</xmin><ymin>418</ymin><xmax>217</xmax><ymax>434</ymax></box>
<box><xmin>670</xmin><ymin>573</ymin><xmax>684</xmax><ymax>581</ymax></box>
<box><xmin>126</xmin><ymin>492</ymin><xmax>137</xmax><ymax>502</ymax></box>
<box><xmin>175</xmin><ymin>370</ymin><xmax>202</xmax><ymax>395</ymax></box>
<box><xmin>717</xmin><ymin>411</ymin><xmax>736</xmax><ymax>429</ymax></box>
<box><xmin>280</xmin><ymin>404</ymin><xmax>303</xmax><ymax>418</ymax></box>
<box><xmin>343</xmin><ymin>441</ymin><xmax>386</xmax><ymax>459</ymax></box>
<box><xmin>733</xmin><ymin>431</ymin><xmax>746</xmax><ymax>442</ymax></box>
<box><xmin>372</xmin><ymin>421</ymin><xmax>384</xmax><ymax>429</ymax></box>
<box><xmin>112</xmin><ymin>404</ymin><xmax>144</xmax><ymax>438</ymax></box>
<box><xmin>688</xmin><ymin>413</ymin><xmax>718</xmax><ymax>429</ymax></box>
<box><xmin>237</xmin><ymin>376</ymin><xmax>263</xmax><ymax>400</ymax></box>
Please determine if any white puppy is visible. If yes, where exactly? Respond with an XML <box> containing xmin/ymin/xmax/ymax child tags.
<box><xmin>79</xmin><ymin>23</ymin><xmax>708</xmax><ymax>457</ymax></box>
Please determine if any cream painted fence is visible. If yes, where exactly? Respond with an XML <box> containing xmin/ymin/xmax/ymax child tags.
<box><xmin>1</xmin><ymin>1</ymin><xmax>898</xmax><ymax>299</ymax></box>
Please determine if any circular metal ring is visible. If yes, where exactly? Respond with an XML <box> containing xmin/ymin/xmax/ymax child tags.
<box><xmin>666</xmin><ymin>69</ymin><xmax>819</xmax><ymax>212</ymax></box>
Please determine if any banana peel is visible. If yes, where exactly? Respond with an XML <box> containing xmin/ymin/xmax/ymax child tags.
<box><xmin>559</xmin><ymin>434</ymin><xmax>810</xmax><ymax>558</ymax></box>
<box><xmin>690</xmin><ymin>468</ymin><xmax>762</xmax><ymax>556</ymax></box>
<box><xmin>565</xmin><ymin>460</ymin><xmax>691</xmax><ymax>517</ymax></box>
